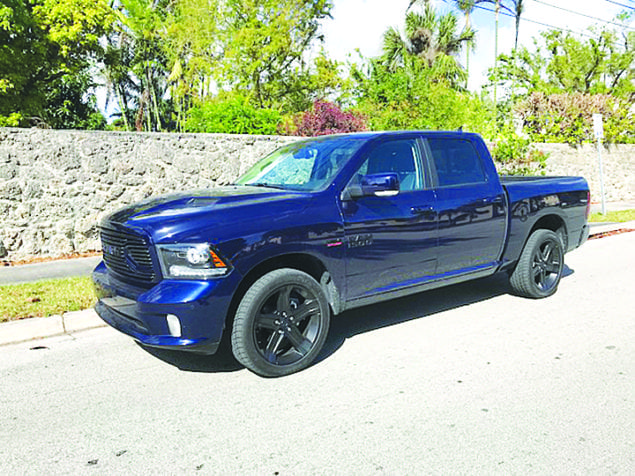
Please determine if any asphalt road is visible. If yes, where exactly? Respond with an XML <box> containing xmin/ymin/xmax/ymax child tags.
<box><xmin>0</xmin><ymin>256</ymin><xmax>101</xmax><ymax>285</ymax></box>
<box><xmin>1</xmin><ymin>233</ymin><xmax>633</xmax><ymax>475</ymax></box>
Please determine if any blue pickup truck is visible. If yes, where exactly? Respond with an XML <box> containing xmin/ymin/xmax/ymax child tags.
<box><xmin>93</xmin><ymin>131</ymin><xmax>590</xmax><ymax>376</ymax></box>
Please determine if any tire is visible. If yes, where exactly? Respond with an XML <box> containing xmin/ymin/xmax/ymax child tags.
<box><xmin>510</xmin><ymin>229</ymin><xmax>564</xmax><ymax>299</ymax></box>
<box><xmin>231</xmin><ymin>268</ymin><xmax>330</xmax><ymax>377</ymax></box>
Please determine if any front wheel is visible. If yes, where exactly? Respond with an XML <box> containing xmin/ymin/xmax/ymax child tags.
<box><xmin>231</xmin><ymin>269</ymin><xmax>330</xmax><ymax>377</ymax></box>
<box><xmin>510</xmin><ymin>229</ymin><xmax>564</xmax><ymax>299</ymax></box>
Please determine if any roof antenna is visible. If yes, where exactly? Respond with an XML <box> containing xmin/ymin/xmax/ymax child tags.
<box><xmin>457</xmin><ymin>126</ymin><xmax>463</xmax><ymax>132</ymax></box>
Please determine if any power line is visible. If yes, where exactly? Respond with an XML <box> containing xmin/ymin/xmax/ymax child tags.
<box><xmin>603</xmin><ymin>0</ymin><xmax>635</xmax><ymax>10</ymax></box>
<box><xmin>531</xmin><ymin>0</ymin><xmax>635</xmax><ymax>31</ymax></box>
<box><xmin>472</xmin><ymin>4</ymin><xmax>598</xmax><ymax>40</ymax></box>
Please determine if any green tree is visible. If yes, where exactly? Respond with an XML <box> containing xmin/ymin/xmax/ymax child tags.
<box><xmin>0</xmin><ymin>0</ymin><xmax>113</xmax><ymax>127</ymax></box>
<box><xmin>164</xmin><ymin>0</ymin><xmax>338</xmax><ymax>127</ymax></box>
<box><xmin>217</xmin><ymin>0</ymin><xmax>333</xmax><ymax>109</ymax></box>
<box><xmin>352</xmin><ymin>58</ymin><xmax>495</xmax><ymax>135</ymax></box>
<box><xmin>111</xmin><ymin>0</ymin><xmax>173</xmax><ymax>131</ymax></box>
<box><xmin>164</xmin><ymin>0</ymin><xmax>222</xmax><ymax>130</ymax></box>
<box><xmin>489</xmin><ymin>26</ymin><xmax>635</xmax><ymax>98</ymax></box>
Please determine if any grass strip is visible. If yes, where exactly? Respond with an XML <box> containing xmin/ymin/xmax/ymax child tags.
<box><xmin>589</xmin><ymin>209</ymin><xmax>635</xmax><ymax>223</ymax></box>
<box><xmin>0</xmin><ymin>276</ymin><xmax>96</xmax><ymax>323</ymax></box>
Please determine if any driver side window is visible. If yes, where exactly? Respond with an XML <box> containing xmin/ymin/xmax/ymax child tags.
<box><xmin>353</xmin><ymin>139</ymin><xmax>423</xmax><ymax>192</ymax></box>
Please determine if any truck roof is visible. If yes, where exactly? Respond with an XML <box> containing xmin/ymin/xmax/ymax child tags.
<box><xmin>312</xmin><ymin>130</ymin><xmax>483</xmax><ymax>141</ymax></box>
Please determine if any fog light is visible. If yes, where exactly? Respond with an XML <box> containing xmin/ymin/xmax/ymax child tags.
<box><xmin>166</xmin><ymin>314</ymin><xmax>182</xmax><ymax>337</ymax></box>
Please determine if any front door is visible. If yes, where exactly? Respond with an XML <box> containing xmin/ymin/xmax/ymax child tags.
<box><xmin>340</xmin><ymin>137</ymin><xmax>438</xmax><ymax>300</ymax></box>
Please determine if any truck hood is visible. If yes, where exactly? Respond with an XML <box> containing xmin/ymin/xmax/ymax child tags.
<box><xmin>103</xmin><ymin>186</ymin><xmax>312</xmax><ymax>242</ymax></box>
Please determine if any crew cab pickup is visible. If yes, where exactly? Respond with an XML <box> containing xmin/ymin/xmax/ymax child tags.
<box><xmin>93</xmin><ymin>131</ymin><xmax>590</xmax><ymax>376</ymax></box>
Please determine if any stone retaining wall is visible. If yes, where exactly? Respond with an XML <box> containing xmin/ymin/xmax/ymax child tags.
<box><xmin>0</xmin><ymin>128</ymin><xmax>633</xmax><ymax>261</ymax></box>
<box><xmin>0</xmin><ymin>128</ymin><xmax>296</xmax><ymax>260</ymax></box>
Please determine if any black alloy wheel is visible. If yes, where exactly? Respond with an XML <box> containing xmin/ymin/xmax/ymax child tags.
<box><xmin>231</xmin><ymin>269</ymin><xmax>330</xmax><ymax>377</ymax></box>
<box><xmin>510</xmin><ymin>229</ymin><xmax>565</xmax><ymax>299</ymax></box>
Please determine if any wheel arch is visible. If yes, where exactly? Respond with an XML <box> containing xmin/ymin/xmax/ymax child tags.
<box><xmin>529</xmin><ymin>213</ymin><xmax>568</xmax><ymax>251</ymax></box>
<box><xmin>226</xmin><ymin>253</ymin><xmax>343</xmax><ymax>336</ymax></box>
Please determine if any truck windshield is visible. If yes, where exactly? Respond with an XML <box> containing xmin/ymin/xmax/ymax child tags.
<box><xmin>235</xmin><ymin>136</ymin><xmax>365</xmax><ymax>192</ymax></box>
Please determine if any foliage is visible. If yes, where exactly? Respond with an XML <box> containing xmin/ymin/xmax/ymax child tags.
<box><xmin>110</xmin><ymin>0</ymin><xmax>173</xmax><ymax>132</ymax></box>
<box><xmin>491</xmin><ymin>130</ymin><xmax>548</xmax><ymax>175</ymax></box>
<box><xmin>516</xmin><ymin>93</ymin><xmax>634</xmax><ymax>145</ymax></box>
<box><xmin>488</xmin><ymin>27</ymin><xmax>635</xmax><ymax>99</ymax></box>
<box><xmin>0</xmin><ymin>276</ymin><xmax>96</xmax><ymax>322</ymax></box>
<box><xmin>0</xmin><ymin>112</ymin><xmax>21</xmax><ymax>127</ymax></box>
<box><xmin>137</xmin><ymin>0</ymin><xmax>338</xmax><ymax>130</ymax></box>
<box><xmin>352</xmin><ymin>58</ymin><xmax>495</xmax><ymax>136</ymax></box>
<box><xmin>42</xmin><ymin>71</ymin><xmax>107</xmax><ymax>129</ymax></box>
<box><xmin>33</xmin><ymin>0</ymin><xmax>114</xmax><ymax>59</ymax></box>
<box><xmin>0</xmin><ymin>0</ymin><xmax>113</xmax><ymax>128</ymax></box>
<box><xmin>381</xmin><ymin>2</ymin><xmax>474</xmax><ymax>89</ymax></box>
<box><xmin>216</xmin><ymin>0</ymin><xmax>333</xmax><ymax>110</ymax></box>
<box><xmin>164</xmin><ymin>0</ymin><xmax>222</xmax><ymax>130</ymax></box>
<box><xmin>487</xmin><ymin>19</ymin><xmax>635</xmax><ymax>144</ymax></box>
<box><xmin>284</xmin><ymin>101</ymin><xmax>366</xmax><ymax>136</ymax></box>
<box><xmin>264</xmin><ymin>52</ymin><xmax>353</xmax><ymax>114</ymax></box>
<box><xmin>184</xmin><ymin>95</ymin><xmax>281</xmax><ymax>135</ymax></box>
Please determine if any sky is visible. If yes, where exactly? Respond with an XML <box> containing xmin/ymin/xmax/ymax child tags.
<box><xmin>319</xmin><ymin>0</ymin><xmax>635</xmax><ymax>91</ymax></box>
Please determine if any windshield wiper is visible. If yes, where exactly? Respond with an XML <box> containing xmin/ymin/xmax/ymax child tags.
<box><xmin>247</xmin><ymin>182</ymin><xmax>287</xmax><ymax>190</ymax></box>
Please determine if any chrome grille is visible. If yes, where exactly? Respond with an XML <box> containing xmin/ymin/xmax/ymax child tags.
<box><xmin>100</xmin><ymin>226</ymin><xmax>157</xmax><ymax>285</ymax></box>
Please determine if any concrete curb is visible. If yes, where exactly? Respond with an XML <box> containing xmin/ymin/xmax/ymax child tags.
<box><xmin>588</xmin><ymin>220</ymin><xmax>635</xmax><ymax>237</ymax></box>
<box><xmin>0</xmin><ymin>308</ymin><xmax>106</xmax><ymax>347</ymax></box>
<box><xmin>1</xmin><ymin>220</ymin><xmax>634</xmax><ymax>348</ymax></box>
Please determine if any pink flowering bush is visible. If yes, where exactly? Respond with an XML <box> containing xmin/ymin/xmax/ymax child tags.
<box><xmin>286</xmin><ymin>101</ymin><xmax>367</xmax><ymax>136</ymax></box>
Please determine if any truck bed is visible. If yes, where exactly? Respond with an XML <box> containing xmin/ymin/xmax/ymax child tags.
<box><xmin>500</xmin><ymin>174</ymin><xmax>590</xmax><ymax>263</ymax></box>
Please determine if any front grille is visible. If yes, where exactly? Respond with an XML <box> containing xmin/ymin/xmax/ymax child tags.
<box><xmin>100</xmin><ymin>226</ymin><xmax>157</xmax><ymax>286</ymax></box>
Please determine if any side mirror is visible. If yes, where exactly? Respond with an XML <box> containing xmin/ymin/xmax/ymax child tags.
<box><xmin>362</xmin><ymin>173</ymin><xmax>400</xmax><ymax>197</ymax></box>
<box><xmin>344</xmin><ymin>173</ymin><xmax>400</xmax><ymax>200</ymax></box>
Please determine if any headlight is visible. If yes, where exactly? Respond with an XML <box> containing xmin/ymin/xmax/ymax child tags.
<box><xmin>156</xmin><ymin>244</ymin><xmax>231</xmax><ymax>279</ymax></box>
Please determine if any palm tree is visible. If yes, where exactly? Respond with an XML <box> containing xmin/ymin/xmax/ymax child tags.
<box><xmin>382</xmin><ymin>3</ymin><xmax>475</xmax><ymax>88</ymax></box>
<box><xmin>456</xmin><ymin>0</ymin><xmax>477</xmax><ymax>83</ymax></box>
<box><xmin>513</xmin><ymin>0</ymin><xmax>524</xmax><ymax>50</ymax></box>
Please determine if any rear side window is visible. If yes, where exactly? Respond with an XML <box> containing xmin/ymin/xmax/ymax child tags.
<box><xmin>427</xmin><ymin>138</ymin><xmax>486</xmax><ymax>187</ymax></box>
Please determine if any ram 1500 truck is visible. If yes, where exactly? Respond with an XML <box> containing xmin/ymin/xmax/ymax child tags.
<box><xmin>93</xmin><ymin>131</ymin><xmax>590</xmax><ymax>377</ymax></box>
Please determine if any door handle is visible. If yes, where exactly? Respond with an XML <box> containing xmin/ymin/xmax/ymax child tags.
<box><xmin>481</xmin><ymin>197</ymin><xmax>504</xmax><ymax>205</ymax></box>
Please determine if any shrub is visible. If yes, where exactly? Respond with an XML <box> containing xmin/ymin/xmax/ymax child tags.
<box><xmin>352</xmin><ymin>59</ymin><xmax>497</xmax><ymax>137</ymax></box>
<box><xmin>491</xmin><ymin>131</ymin><xmax>548</xmax><ymax>176</ymax></box>
<box><xmin>0</xmin><ymin>113</ymin><xmax>23</xmax><ymax>127</ymax></box>
<box><xmin>184</xmin><ymin>96</ymin><xmax>282</xmax><ymax>135</ymax></box>
<box><xmin>516</xmin><ymin>93</ymin><xmax>635</xmax><ymax>145</ymax></box>
<box><xmin>285</xmin><ymin>101</ymin><xmax>367</xmax><ymax>136</ymax></box>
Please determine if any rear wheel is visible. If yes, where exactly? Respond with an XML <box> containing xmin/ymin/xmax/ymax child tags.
<box><xmin>510</xmin><ymin>229</ymin><xmax>564</xmax><ymax>299</ymax></box>
<box><xmin>231</xmin><ymin>268</ymin><xmax>330</xmax><ymax>377</ymax></box>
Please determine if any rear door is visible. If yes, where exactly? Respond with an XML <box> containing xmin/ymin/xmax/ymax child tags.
<box><xmin>340</xmin><ymin>136</ymin><xmax>438</xmax><ymax>300</ymax></box>
<box><xmin>423</xmin><ymin>136</ymin><xmax>507</xmax><ymax>275</ymax></box>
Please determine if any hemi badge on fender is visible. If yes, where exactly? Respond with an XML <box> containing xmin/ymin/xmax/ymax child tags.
<box><xmin>326</xmin><ymin>240</ymin><xmax>343</xmax><ymax>248</ymax></box>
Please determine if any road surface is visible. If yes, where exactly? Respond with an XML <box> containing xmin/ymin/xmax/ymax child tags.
<box><xmin>1</xmin><ymin>233</ymin><xmax>633</xmax><ymax>474</ymax></box>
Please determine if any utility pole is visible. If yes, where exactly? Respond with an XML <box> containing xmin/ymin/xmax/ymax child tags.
<box><xmin>593</xmin><ymin>114</ymin><xmax>607</xmax><ymax>215</ymax></box>
<box><xmin>494</xmin><ymin>0</ymin><xmax>500</xmax><ymax>106</ymax></box>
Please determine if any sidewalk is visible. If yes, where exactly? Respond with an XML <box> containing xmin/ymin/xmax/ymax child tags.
<box><xmin>1</xmin><ymin>218</ymin><xmax>634</xmax><ymax>348</ymax></box>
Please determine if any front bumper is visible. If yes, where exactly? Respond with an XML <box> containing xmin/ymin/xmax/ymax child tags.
<box><xmin>92</xmin><ymin>261</ymin><xmax>241</xmax><ymax>354</ymax></box>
